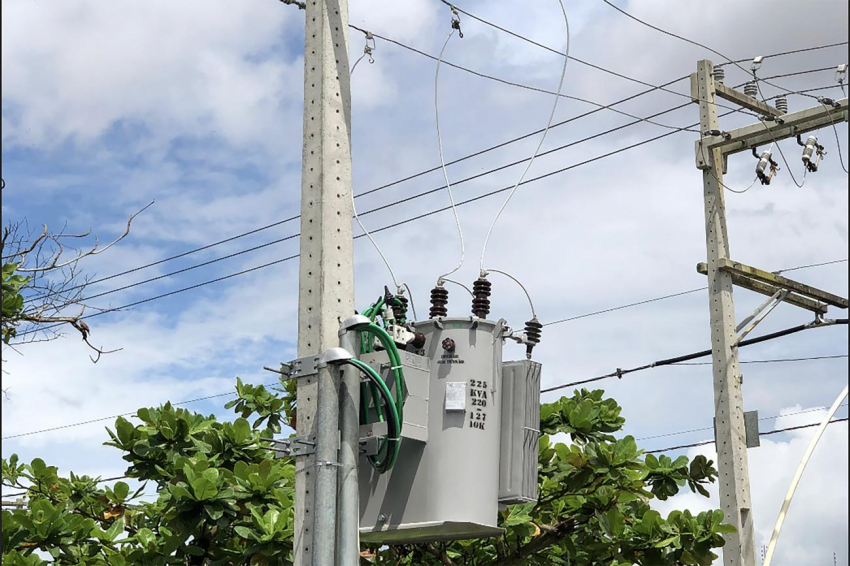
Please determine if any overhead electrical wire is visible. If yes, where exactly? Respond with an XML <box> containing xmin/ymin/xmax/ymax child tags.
<box><xmin>436</xmin><ymin>0</ymin><xmax>754</xmax><ymax>118</ymax></box>
<box><xmin>433</xmin><ymin>20</ymin><xmax>467</xmax><ymax>284</ymax></box>
<box><xmin>540</xmin><ymin>318</ymin><xmax>849</xmax><ymax>394</ymax></box>
<box><xmin>24</xmin><ymin>64</ymin><xmax>835</xmax><ymax>308</ymax></box>
<box><xmin>15</xmin><ymin>98</ymin><xmax>846</xmax><ymax>338</ymax></box>
<box><xmin>4</xmin><ymin>347</ymin><xmax>846</xmax><ymax>441</ymax></box>
<box><xmin>718</xmin><ymin>42</ymin><xmax>849</xmax><ymax>66</ymax></box>
<box><xmin>774</xmin><ymin>258</ymin><xmax>848</xmax><ymax>274</ymax></box>
<box><xmin>7</xmin><ymin>416</ymin><xmax>845</xmax><ymax>498</ymax></box>
<box><xmin>671</xmin><ymin>354</ymin><xmax>848</xmax><ymax>366</ymax></box>
<box><xmin>599</xmin><ymin>0</ymin><xmax>826</xmax><ymax>100</ymax></box>
<box><xmin>478</xmin><ymin>0</ymin><xmax>571</xmax><ymax>276</ymax></box>
<box><xmin>6</xmin><ymin>405</ymin><xmax>846</xmax><ymax>495</ymax></box>
<box><xmin>821</xmin><ymin>98</ymin><xmax>850</xmax><ymax>174</ymax></box>
<box><xmin>350</xmin><ymin>24</ymin><xmax>750</xmax><ymax>127</ymax></box>
<box><xmin>0</xmin><ymin>386</ymin><xmax>275</xmax><ymax>440</ymax></box>
<box><xmin>636</xmin><ymin>403</ymin><xmax>850</xmax><ymax>442</ymax></box>
<box><xmin>15</xmin><ymin>85</ymin><xmax>845</xmax><ymax>328</ymax></box>
<box><xmin>644</xmin><ymin>417</ymin><xmax>848</xmax><ymax>454</ymax></box>
<box><xmin>3</xmin><ymin>408</ymin><xmax>847</xmax><ymax>497</ymax></box>
<box><xmin>21</xmin><ymin>104</ymin><xmax>721</xmax><ymax>328</ymax></box>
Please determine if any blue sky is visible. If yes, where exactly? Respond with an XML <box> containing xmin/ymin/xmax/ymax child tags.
<box><xmin>2</xmin><ymin>0</ymin><xmax>848</xmax><ymax>563</ymax></box>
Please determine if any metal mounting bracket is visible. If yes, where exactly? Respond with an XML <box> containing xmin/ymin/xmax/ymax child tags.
<box><xmin>359</xmin><ymin>436</ymin><xmax>382</xmax><ymax>457</ymax></box>
<box><xmin>269</xmin><ymin>435</ymin><xmax>317</xmax><ymax>458</ymax></box>
<box><xmin>733</xmin><ymin>289</ymin><xmax>789</xmax><ymax>346</ymax></box>
<box><xmin>715</xmin><ymin>411</ymin><xmax>760</xmax><ymax>448</ymax></box>
<box><xmin>286</xmin><ymin>355</ymin><xmax>322</xmax><ymax>380</ymax></box>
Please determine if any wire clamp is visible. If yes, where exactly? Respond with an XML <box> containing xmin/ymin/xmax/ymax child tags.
<box><xmin>703</xmin><ymin>129</ymin><xmax>731</xmax><ymax>140</ymax></box>
<box><xmin>450</xmin><ymin>6</ymin><xmax>464</xmax><ymax>38</ymax></box>
<box><xmin>364</xmin><ymin>32</ymin><xmax>376</xmax><ymax>64</ymax></box>
<box><xmin>817</xmin><ymin>96</ymin><xmax>840</xmax><ymax>109</ymax></box>
<box><xmin>615</xmin><ymin>368</ymin><xmax>624</xmax><ymax>380</ymax></box>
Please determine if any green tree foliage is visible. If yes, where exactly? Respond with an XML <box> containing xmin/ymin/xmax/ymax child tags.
<box><xmin>2</xmin><ymin>385</ymin><xmax>732</xmax><ymax>565</ymax></box>
<box><xmin>1</xmin><ymin>262</ymin><xmax>30</xmax><ymax>344</ymax></box>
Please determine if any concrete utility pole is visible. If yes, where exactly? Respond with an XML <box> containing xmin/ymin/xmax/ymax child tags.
<box><xmin>295</xmin><ymin>0</ymin><xmax>355</xmax><ymax>564</ymax></box>
<box><xmin>695</xmin><ymin>59</ymin><xmax>757</xmax><ymax>566</ymax></box>
<box><xmin>692</xmin><ymin>59</ymin><xmax>848</xmax><ymax>566</ymax></box>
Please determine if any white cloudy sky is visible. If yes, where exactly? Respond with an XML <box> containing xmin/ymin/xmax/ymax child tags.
<box><xmin>1</xmin><ymin>0</ymin><xmax>847</xmax><ymax>564</ymax></box>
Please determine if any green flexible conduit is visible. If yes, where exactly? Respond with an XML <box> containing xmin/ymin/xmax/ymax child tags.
<box><xmin>344</xmin><ymin>358</ymin><xmax>401</xmax><ymax>473</ymax></box>
<box><xmin>351</xmin><ymin>317</ymin><xmax>407</xmax><ymax>473</ymax></box>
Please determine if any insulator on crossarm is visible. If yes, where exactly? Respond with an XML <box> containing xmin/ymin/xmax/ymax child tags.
<box><xmin>429</xmin><ymin>285</ymin><xmax>448</xmax><ymax>319</ymax></box>
<box><xmin>775</xmin><ymin>96</ymin><xmax>788</xmax><ymax>114</ymax></box>
<box><xmin>524</xmin><ymin>317</ymin><xmax>542</xmax><ymax>359</ymax></box>
<box><xmin>744</xmin><ymin>81</ymin><xmax>758</xmax><ymax>98</ymax></box>
<box><xmin>471</xmin><ymin>277</ymin><xmax>492</xmax><ymax>319</ymax></box>
<box><xmin>713</xmin><ymin>67</ymin><xmax>725</xmax><ymax>84</ymax></box>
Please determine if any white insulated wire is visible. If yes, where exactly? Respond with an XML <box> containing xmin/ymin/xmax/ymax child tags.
<box><xmin>442</xmin><ymin>277</ymin><xmax>473</xmax><ymax>296</ymax></box>
<box><xmin>350</xmin><ymin>39</ymin><xmax>413</xmax><ymax>302</ymax></box>
<box><xmin>725</xmin><ymin>142</ymin><xmax>774</xmax><ymax>194</ymax></box>
<box><xmin>479</xmin><ymin>0</ymin><xmax>570</xmax><ymax>274</ymax></box>
<box><xmin>484</xmin><ymin>268</ymin><xmax>536</xmax><ymax>318</ymax></box>
<box><xmin>762</xmin><ymin>385</ymin><xmax>849</xmax><ymax>566</ymax></box>
<box><xmin>434</xmin><ymin>28</ymin><xmax>466</xmax><ymax>285</ymax></box>
<box><xmin>351</xmin><ymin>196</ymin><xmax>407</xmax><ymax>296</ymax></box>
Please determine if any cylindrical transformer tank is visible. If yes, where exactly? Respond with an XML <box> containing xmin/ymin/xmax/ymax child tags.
<box><xmin>359</xmin><ymin>317</ymin><xmax>505</xmax><ymax>543</ymax></box>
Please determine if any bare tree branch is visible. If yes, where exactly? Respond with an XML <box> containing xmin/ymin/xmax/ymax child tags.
<box><xmin>16</xmin><ymin>201</ymin><xmax>154</xmax><ymax>273</ymax></box>
<box><xmin>83</xmin><ymin>335</ymin><xmax>123</xmax><ymax>363</ymax></box>
<box><xmin>1</xmin><ymin>224</ymin><xmax>49</xmax><ymax>262</ymax></box>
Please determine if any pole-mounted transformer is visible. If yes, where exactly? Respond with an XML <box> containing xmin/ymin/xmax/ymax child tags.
<box><xmin>354</xmin><ymin>277</ymin><xmax>543</xmax><ymax>543</ymax></box>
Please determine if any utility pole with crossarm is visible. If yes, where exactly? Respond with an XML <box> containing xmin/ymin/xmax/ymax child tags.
<box><xmin>692</xmin><ymin>58</ymin><xmax>848</xmax><ymax>566</ymax></box>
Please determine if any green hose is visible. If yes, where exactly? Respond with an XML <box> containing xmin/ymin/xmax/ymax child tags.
<box><xmin>355</xmin><ymin>322</ymin><xmax>405</xmax><ymax>427</ymax></box>
<box><xmin>345</xmin><ymin>358</ymin><xmax>401</xmax><ymax>472</ymax></box>
<box><xmin>350</xmin><ymin>313</ymin><xmax>408</xmax><ymax>473</ymax></box>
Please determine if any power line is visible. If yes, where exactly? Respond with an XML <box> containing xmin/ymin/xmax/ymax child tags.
<box><xmin>636</xmin><ymin>403</ymin><xmax>850</xmax><ymax>442</ymax></box>
<box><xmin>644</xmin><ymin>417</ymin><xmax>849</xmax><ymax>454</ymax></box>
<box><xmin>19</xmin><ymin>107</ymin><xmax>713</xmax><ymax>328</ymax></box>
<box><xmin>351</xmin><ymin>24</ymin><xmax>751</xmax><ymax>123</ymax></box>
<box><xmin>15</xmin><ymin>74</ymin><xmax>843</xmax><ymax>335</ymax></box>
<box><xmin>439</xmin><ymin>1</ymin><xmax>697</xmax><ymax>105</ymax></box>
<box><xmin>435</xmin><ymin>1</ymin><xmax>840</xmax><ymax>116</ymax></box>
<box><xmin>774</xmin><ymin>258</ymin><xmax>848</xmax><ymax>274</ymax></box>
<box><xmin>672</xmin><ymin>354</ymin><xmax>848</xmax><ymax>366</ymax></box>
<box><xmin>543</xmin><ymin>259</ymin><xmax>846</xmax><ymax>328</ymax></box>
<box><xmin>6</xmin><ymin>417</ymin><xmax>846</xmax><ymax>501</ymax></box>
<box><xmin>15</xmin><ymin>95</ymin><xmax>845</xmax><ymax>336</ymax></box>
<box><xmin>1</xmin><ymin>385</ymin><xmax>279</xmax><ymax>441</ymax></box>
<box><xmin>544</xmin><ymin>287</ymin><xmax>706</xmax><ymax>326</ymax></box>
<box><xmin>26</xmin><ymin>63</ymin><xmax>832</xmax><ymax>308</ymax></box>
<box><xmin>540</xmin><ymin>319</ymin><xmax>849</xmax><ymax>394</ymax></box>
<box><xmin>598</xmin><ymin>0</ymin><xmax>826</xmax><ymax>100</ymax></box>
<box><xmin>718</xmin><ymin>42</ymin><xmax>849</xmax><ymax>67</ymax></box>
<box><xmin>63</xmin><ymin>234</ymin><xmax>300</xmax><ymax>306</ymax></box>
<box><xmin>14</xmin><ymin>255</ymin><xmax>299</xmax><ymax>339</ymax></box>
